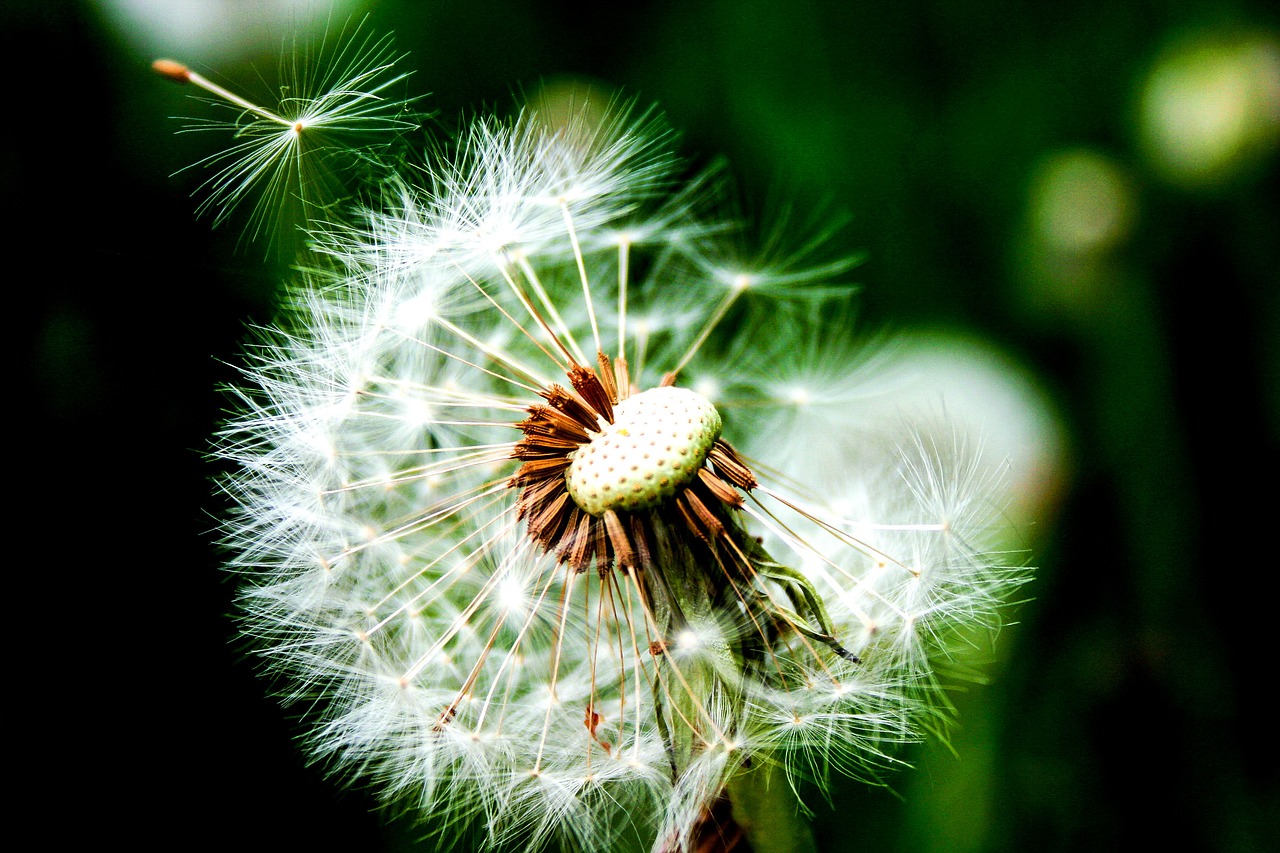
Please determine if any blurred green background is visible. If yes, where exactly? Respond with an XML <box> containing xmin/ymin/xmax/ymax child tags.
<box><xmin>14</xmin><ymin>0</ymin><xmax>1277</xmax><ymax>850</ymax></box>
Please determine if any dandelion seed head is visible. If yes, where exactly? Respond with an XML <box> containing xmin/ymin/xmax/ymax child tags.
<box><xmin>171</xmin><ymin>37</ymin><xmax>1033</xmax><ymax>852</ymax></box>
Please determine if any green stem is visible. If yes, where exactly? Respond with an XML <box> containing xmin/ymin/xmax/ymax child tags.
<box><xmin>726</xmin><ymin>758</ymin><xmax>817</xmax><ymax>853</ymax></box>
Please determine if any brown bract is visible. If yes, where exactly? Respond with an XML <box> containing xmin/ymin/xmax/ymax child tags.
<box><xmin>509</xmin><ymin>352</ymin><xmax>758</xmax><ymax>576</ymax></box>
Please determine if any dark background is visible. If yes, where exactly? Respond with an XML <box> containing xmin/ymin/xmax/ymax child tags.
<box><xmin>13</xmin><ymin>1</ymin><xmax>1277</xmax><ymax>850</ymax></box>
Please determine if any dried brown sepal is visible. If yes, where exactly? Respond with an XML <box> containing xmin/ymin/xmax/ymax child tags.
<box><xmin>525</xmin><ymin>491</ymin><xmax>571</xmax><ymax>548</ymax></box>
<box><xmin>596</xmin><ymin>351</ymin><xmax>619</xmax><ymax>405</ymax></box>
<box><xmin>679</xmin><ymin>488</ymin><xmax>725</xmax><ymax>542</ymax></box>
<box><xmin>709</xmin><ymin>441</ymin><xmax>758</xmax><ymax>491</ymax></box>
<box><xmin>518</xmin><ymin>403</ymin><xmax>591</xmax><ymax>443</ymax></box>
<box><xmin>697</xmin><ymin>467</ymin><xmax>744</xmax><ymax>508</ymax></box>
<box><xmin>613</xmin><ymin>354</ymin><xmax>633</xmax><ymax>400</ymax></box>
<box><xmin>513</xmin><ymin>435</ymin><xmax>581</xmax><ymax>454</ymax></box>
<box><xmin>568</xmin><ymin>363</ymin><xmax>614</xmax><ymax>424</ymax></box>
<box><xmin>592</xmin><ymin>517</ymin><xmax>611</xmax><ymax>577</ymax></box>
<box><xmin>629</xmin><ymin>513</ymin><xmax>653</xmax><ymax>571</ymax></box>
<box><xmin>603</xmin><ymin>510</ymin><xmax>636</xmax><ymax>571</ymax></box>
<box><xmin>514</xmin><ymin>472</ymin><xmax>563</xmax><ymax>513</ymax></box>
<box><xmin>563</xmin><ymin>510</ymin><xmax>594</xmax><ymax>572</ymax></box>
<box><xmin>541</xmin><ymin>384</ymin><xmax>601</xmax><ymax>432</ymax></box>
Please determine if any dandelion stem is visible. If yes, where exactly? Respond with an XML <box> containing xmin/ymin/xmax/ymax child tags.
<box><xmin>726</xmin><ymin>759</ymin><xmax>817</xmax><ymax>853</ymax></box>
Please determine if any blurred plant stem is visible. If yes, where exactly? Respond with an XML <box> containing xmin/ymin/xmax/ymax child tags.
<box><xmin>728</xmin><ymin>760</ymin><xmax>817</xmax><ymax>853</ymax></box>
<box><xmin>1080</xmin><ymin>265</ymin><xmax>1248</xmax><ymax>843</ymax></box>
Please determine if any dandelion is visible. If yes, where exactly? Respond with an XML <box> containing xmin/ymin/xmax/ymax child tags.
<box><xmin>154</xmin><ymin>24</ymin><xmax>416</xmax><ymax>246</ymax></box>
<box><xmin>160</xmin><ymin>38</ymin><xmax>1028</xmax><ymax>853</ymax></box>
